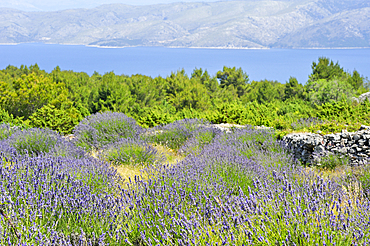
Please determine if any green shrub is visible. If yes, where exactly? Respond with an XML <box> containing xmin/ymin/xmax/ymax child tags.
<box><xmin>312</xmin><ymin>151</ymin><xmax>350</xmax><ymax>170</ymax></box>
<box><xmin>101</xmin><ymin>138</ymin><xmax>162</xmax><ymax>166</ymax></box>
<box><xmin>29</xmin><ymin>104</ymin><xmax>83</xmax><ymax>134</ymax></box>
<box><xmin>307</xmin><ymin>79</ymin><xmax>355</xmax><ymax>106</ymax></box>
<box><xmin>147</xmin><ymin>119</ymin><xmax>207</xmax><ymax>151</ymax></box>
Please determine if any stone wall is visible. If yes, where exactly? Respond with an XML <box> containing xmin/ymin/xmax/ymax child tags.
<box><xmin>282</xmin><ymin>125</ymin><xmax>370</xmax><ymax>166</ymax></box>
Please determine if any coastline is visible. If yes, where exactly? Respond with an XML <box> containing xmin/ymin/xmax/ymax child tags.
<box><xmin>1</xmin><ymin>42</ymin><xmax>369</xmax><ymax>50</ymax></box>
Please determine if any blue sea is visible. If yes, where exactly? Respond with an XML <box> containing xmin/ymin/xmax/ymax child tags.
<box><xmin>0</xmin><ymin>43</ymin><xmax>369</xmax><ymax>84</ymax></box>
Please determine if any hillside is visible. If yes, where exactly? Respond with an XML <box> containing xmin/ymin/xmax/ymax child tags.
<box><xmin>0</xmin><ymin>0</ymin><xmax>369</xmax><ymax>48</ymax></box>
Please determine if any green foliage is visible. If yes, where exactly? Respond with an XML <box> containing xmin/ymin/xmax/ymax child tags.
<box><xmin>88</xmin><ymin>72</ymin><xmax>135</xmax><ymax>113</ymax></box>
<box><xmin>242</xmin><ymin>79</ymin><xmax>286</xmax><ymax>104</ymax></box>
<box><xmin>0</xmin><ymin>73</ymin><xmax>68</xmax><ymax>119</ymax></box>
<box><xmin>316</xmin><ymin>99</ymin><xmax>370</xmax><ymax>125</ymax></box>
<box><xmin>309</xmin><ymin>57</ymin><xmax>345</xmax><ymax>82</ymax></box>
<box><xmin>165</xmin><ymin>70</ymin><xmax>211</xmax><ymax>111</ymax></box>
<box><xmin>0</xmin><ymin>59</ymin><xmax>368</xmax><ymax>137</ymax></box>
<box><xmin>191</xmin><ymin>68</ymin><xmax>219</xmax><ymax>97</ymax></box>
<box><xmin>216</xmin><ymin>66</ymin><xmax>249</xmax><ymax>97</ymax></box>
<box><xmin>101</xmin><ymin>139</ymin><xmax>162</xmax><ymax>166</ymax></box>
<box><xmin>0</xmin><ymin>108</ymin><xmax>24</xmax><ymax>126</ymax></box>
<box><xmin>28</xmin><ymin>104</ymin><xmax>83</xmax><ymax>135</ymax></box>
<box><xmin>306</xmin><ymin>79</ymin><xmax>355</xmax><ymax>105</ymax></box>
<box><xmin>348</xmin><ymin>70</ymin><xmax>364</xmax><ymax>90</ymax></box>
<box><xmin>313</xmin><ymin>152</ymin><xmax>350</xmax><ymax>170</ymax></box>
<box><xmin>284</xmin><ymin>76</ymin><xmax>306</xmax><ymax>100</ymax></box>
<box><xmin>136</xmin><ymin>107</ymin><xmax>175</xmax><ymax>128</ymax></box>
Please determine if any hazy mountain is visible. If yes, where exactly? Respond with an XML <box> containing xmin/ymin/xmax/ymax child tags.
<box><xmin>0</xmin><ymin>0</ymin><xmax>369</xmax><ymax>48</ymax></box>
<box><xmin>0</xmin><ymin>0</ymin><xmax>226</xmax><ymax>12</ymax></box>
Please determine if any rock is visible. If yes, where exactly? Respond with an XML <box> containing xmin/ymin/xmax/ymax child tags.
<box><xmin>358</xmin><ymin>92</ymin><xmax>370</xmax><ymax>103</ymax></box>
<box><xmin>282</xmin><ymin>127</ymin><xmax>370</xmax><ymax>166</ymax></box>
<box><xmin>314</xmin><ymin>145</ymin><xmax>325</xmax><ymax>153</ymax></box>
<box><xmin>326</xmin><ymin>134</ymin><xmax>341</xmax><ymax>141</ymax></box>
<box><xmin>359</xmin><ymin>125</ymin><xmax>370</xmax><ymax>131</ymax></box>
<box><xmin>358</xmin><ymin>140</ymin><xmax>366</xmax><ymax>146</ymax></box>
<box><xmin>351</xmin><ymin>97</ymin><xmax>360</xmax><ymax>104</ymax></box>
<box><xmin>337</xmin><ymin>147</ymin><xmax>348</xmax><ymax>154</ymax></box>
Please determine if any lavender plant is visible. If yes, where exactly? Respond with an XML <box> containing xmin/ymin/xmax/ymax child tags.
<box><xmin>0</xmin><ymin>123</ymin><xmax>20</xmax><ymax>140</ymax></box>
<box><xmin>100</xmin><ymin>137</ymin><xmax>164</xmax><ymax>166</ymax></box>
<box><xmin>146</xmin><ymin>118</ymin><xmax>210</xmax><ymax>151</ymax></box>
<box><xmin>354</xmin><ymin>161</ymin><xmax>370</xmax><ymax>197</ymax></box>
<box><xmin>2</xmin><ymin>118</ymin><xmax>370</xmax><ymax>245</ymax></box>
<box><xmin>0</xmin><ymin>154</ymin><xmax>127</xmax><ymax>245</ymax></box>
<box><xmin>1</xmin><ymin>127</ymin><xmax>85</xmax><ymax>158</ymax></box>
<box><xmin>291</xmin><ymin>117</ymin><xmax>324</xmax><ymax>130</ymax></box>
<box><xmin>119</xmin><ymin>127</ymin><xmax>370</xmax><ymax>245</ymax></box>
<box><xmin>73</xmin><ymin>111</ymin><xmax>145</xmax><ymax>150</ymax></box>
<box><xmin>178</xmin><ymin>127</ymin><xmax>221</xmax><ymax>156</ymax></box>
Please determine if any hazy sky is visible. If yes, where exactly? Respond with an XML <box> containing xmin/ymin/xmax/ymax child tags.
<box><xmin>0</xmin><ymin>0</ymin><xmax>228</xmax><ymax>11</ymax></box>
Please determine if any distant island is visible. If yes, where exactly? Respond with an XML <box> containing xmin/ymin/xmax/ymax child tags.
<box><xmin>0</xmin><ymin>0</ymin><xmax>369</xmax><ymax>49</ymax></box>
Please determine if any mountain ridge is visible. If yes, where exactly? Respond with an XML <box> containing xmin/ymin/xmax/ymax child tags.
<box><xmin>0</xmin><ymin>0</ymin><xmax>369</xmax><ymax>48</ymax></box>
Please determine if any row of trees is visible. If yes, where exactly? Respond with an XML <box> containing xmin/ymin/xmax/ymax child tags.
<box><xmin>0</xmin><ymin>57</ymin><xmax>368</xmax><ymax>132</ymax></box>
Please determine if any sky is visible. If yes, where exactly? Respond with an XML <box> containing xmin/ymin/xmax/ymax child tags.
<box><xmin>0</xmin><ymin>0</ymin><xmax>228</xmax><ymax>11</ymax></box>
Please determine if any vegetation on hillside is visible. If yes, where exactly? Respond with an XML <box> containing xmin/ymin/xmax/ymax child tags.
<box><xmin>0</xmin><ymin>58</ymin><xmax>370</xmax><ymax>244</ymax></box>
<box><xmin>0</xmin><ymin>57</ymin><xmax>369</xmax><ymax>135</ymax></box>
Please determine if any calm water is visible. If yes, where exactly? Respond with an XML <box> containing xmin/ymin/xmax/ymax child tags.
<box><xmin>0</xmin><ymin>43</ymin><xmax>369</xmax><ymax>84</ymax></box>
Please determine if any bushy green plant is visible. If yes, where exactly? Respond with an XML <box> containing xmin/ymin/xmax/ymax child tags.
<box><xmin>28</xmin><ymin>104</ymin><xmax>83</xmax><ymax>134</ymax></box>
<box><xmin>307</xmin><ymin>79</ymin><xmax>355</xmax><ymax>106</ymax></box>
<box><xmin>0</xmin><ymin>108</ymin><xmax>24</xmax><ymax>126</ymax></box>
<box><xmin>308</xmin><ymin>121</ymin><xmax>361</xmax><ymax>134</ymax></box>
<box><xmin>101</xmin><ymin>138</ymin><xmax>163</xmax><ymax>166</ymax></box>
<box><xmin>147</xmin><ymin>119</ymin><xmax>207</xmax><ymax>151</ymax></box>
<box><xmin>312</xmin><ymin>151</ymin><xmax>350</xmax><ymax>170</ymax></box>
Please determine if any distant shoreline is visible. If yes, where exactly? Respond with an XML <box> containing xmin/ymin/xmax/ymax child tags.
<box><xmin>1</xmin><ymin>42</ymin><xmax>370</xmax><ymax>50</ymax></box>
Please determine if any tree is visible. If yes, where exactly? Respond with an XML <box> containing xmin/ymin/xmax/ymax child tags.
<box><xmin>242</xmin><ymin>80</ymin><xmax>285</xmax><ymax>104</ymax></box>
<box><xmin>347</xmin><ymin>70</ymin><xmax>364</xmax><ymax>90</ymax></box>
<box><xmin>307</xmin><ymin>79</ymin><xmax>355</xmax><ymax>105</ymax></box>
<box><xmin>191</xmin><ymin>68</ymin><xmax>219</xmax><ymax>97</ymax></box>
<box><xmin>0</xmin><ymin>73</ymin><xmax>68</xmax><ymax>119</ymax></box>
<box><xmin>284</xmin><ymin>77</ymin><xmax>305</xmax><ymax>100</ymax></box>
<box><xmin>216</xmin><ymin>66</ymin><xmax>249</xmax><ymax>97</ymax></box>
<box><xmin>309</xmin><ymin>57</ymin><xmax>345</xmax><ymax>82</ymax></box>
<box><xmin>165</xmin><ymin>70</ymin><xmax>211</xmax><ymax>111</ymax></box>
<box><xmin>89</xmin><ymin>72</ymin><xmax>135</xmax><ymax>113</ymax></box>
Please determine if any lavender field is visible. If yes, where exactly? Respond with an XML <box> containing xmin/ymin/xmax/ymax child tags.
<box><xmin>1</xmin><ymin>112</ymin><xmax>370</xmax><ymax>245</ymax></box>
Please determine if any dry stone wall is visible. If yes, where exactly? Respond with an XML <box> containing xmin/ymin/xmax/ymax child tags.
<box><xmin>283</xmin><ymin>125</ymin><xmax>370</xmax><ymax>166</ymax></box>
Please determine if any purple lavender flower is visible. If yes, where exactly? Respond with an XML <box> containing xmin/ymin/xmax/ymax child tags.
<box><xmin>73</xmin><ymin>111</ymin><xmax>144</xmax><ymax>150</ymax></box>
